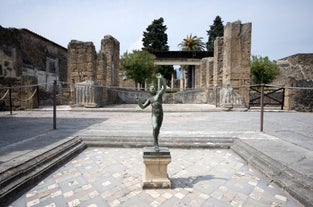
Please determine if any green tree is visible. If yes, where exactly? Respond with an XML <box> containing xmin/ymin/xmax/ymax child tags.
<box><xmin>206</xmin><ymin>16</ymin><xmax>224</xmax><ymax>52</ymax></box>
<box><xmin>142</xmin><ymin>17</ymin><xmax>174</xmax><ymax>81</ymax></box>
<box><xmin>251</xmin><ymin>55</ymin><xmax>281</xmax><ymax>84</ymax></box>
<box><xmin>178</xmin><ymin>34</ymin><xmax>206</xmax><ymax>51</ymax></box>
<box><xmin>120</xmin><ymin>50</ymin><xmax>157</xmax><ymax>87</ymax></box>
<box><xmin>142</xmin><ymin>17</ymin><xmax>169</xmax><ymax>52</ymax></box>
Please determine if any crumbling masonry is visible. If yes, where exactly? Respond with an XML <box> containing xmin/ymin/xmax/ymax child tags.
<box><xmin>67</xmin><ymin>35</ymin><xmax>119</xmax><ymax>107</ymax></box>
<box><xmin>68</xmin><ymin>21</ymin><xmax>252</xmax><ymax>108</ymax></box>
<box><xmin>198</xmin><ymin>21</ymin><xmax>252</xmax><ymax>108</ymax></box>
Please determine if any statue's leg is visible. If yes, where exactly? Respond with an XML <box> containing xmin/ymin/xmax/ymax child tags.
<box><xmin>153</xmin><ymin>128</ymin><xmax>160</xmax><ymax>151</ymax></box>
<box><xmin>152</xmin><ymin>115</ymin><xmax>161</xmax><ymax>151</ymax></box>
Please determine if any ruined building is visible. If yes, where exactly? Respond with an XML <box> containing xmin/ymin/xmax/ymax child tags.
<box><xmin>1</xmin><ymin>21</ymin><xmax>252</xmax><ymax>109</ymax></box>
<box><xmin>275</xmin><ymin>53</ymin><xmax>313</xmax><ymax>112</ymax></box>
<box><xmin>67</xmin><ymin>35</ymin><xmax>120</xmax><ymax>107</ymax></box>
<box><xmin>0</xmin><ymin>26</ymin><xmax>67</xmax><ymax>110</ymax></box>
<box><xmin>198</xmin><ymin>21</ymin><xmax>252</xmax><ymax>108</ymax></box>
<box><xmin>147</xmin><ymin>21</ymin><xmax>252</xmax><ymax>108</ymax></box>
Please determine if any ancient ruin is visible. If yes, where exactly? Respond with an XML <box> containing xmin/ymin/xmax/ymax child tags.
<box><xmin>275</xmin><ymin>53</ymin><xmax>313</xmax><ymax>111</ymax></box>
<box><xmin>197</xmin><ymin>21</ymin><xmax>252</xmax><ymax>108</ymax></box>
<box><xmin>0</xmin><ymin>26</ymin><xmax>67</xmax><ymax>110</ymax></box>
<box><xmin>67</xmin><ymin>35</ymin><xmax>120</xmax><ymax>107</ymax></box>
<box><xmin>2</xmin><ymin>20</ymin><xmax>312</xmax><ymax>111</ymax></box>
<box><xmin>132</xmin><ymin>21</ymin><xmax>252</xmax><ymax>108</ymax></box>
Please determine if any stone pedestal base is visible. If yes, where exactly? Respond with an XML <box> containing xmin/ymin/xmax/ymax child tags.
<box><xmin>142</xmin><ymin>147</ymin><xmax>171</xmax><ymax>189</ymax></box>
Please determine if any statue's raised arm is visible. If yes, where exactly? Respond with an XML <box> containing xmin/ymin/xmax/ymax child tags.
<box><xmin>156</xmin><ymin>73</ymin><xmax>167</xmax><ymax>95</ymax></box>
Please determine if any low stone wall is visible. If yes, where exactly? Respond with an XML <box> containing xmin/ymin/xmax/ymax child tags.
<box><xmin>0</xmin><ymin>76</ymin><xmax>38</xmax><ymax>110</ymax></box>
<box><xmin>106</xmin><ymin>88</ymin><xmax>209</xmax><ymax>104</ymax></box>
<box><xmin>285</xmin><ymin>78</ymin><xmax>313</xmax><ymax>112</ymax></box>
<box><xmin>275</xmin><ymin>54</ymin><xmax>313</xmax><ymax>112</ymax></box>
<box><xmin>164</xmin><ymin>89</ymin><xmax>208</xmax><ymax>104</ymax></box>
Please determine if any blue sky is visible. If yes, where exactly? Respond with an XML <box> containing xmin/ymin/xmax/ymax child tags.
<box><xmin>1</xmin><ymin>0</ymin><xmax>312</xmax><ymax>60</ymax></box>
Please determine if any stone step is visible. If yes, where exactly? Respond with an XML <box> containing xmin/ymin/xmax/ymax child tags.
<box><xmin>231</xmin><ymin>139</ymin><xmax>313</xmax><ymax>207</ymax></box>
<box><xmin>81</xmin><ymin>135</ymin><xmax>236</xmax><ymax>149</ymax></box>
<box><xmin>0</xmin><ymin>137</ymin><xmax>86</xmax><ymax>205</ymax></box>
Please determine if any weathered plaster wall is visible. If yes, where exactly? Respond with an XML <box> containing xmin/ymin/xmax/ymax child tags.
<box><xmin>275</xmin><ymin>54</ymin><xmax>313</xmax><ymax>112</ymax></box>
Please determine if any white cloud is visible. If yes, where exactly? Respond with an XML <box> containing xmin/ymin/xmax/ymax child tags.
<box><xmin>127</xmin><ymin>38</ymin><xmax>143</xmax><ymax>53</ymax></box>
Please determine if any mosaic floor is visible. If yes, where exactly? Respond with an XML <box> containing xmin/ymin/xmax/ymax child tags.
<box><xmin>9</xmin><ymin>148</ymin><xmax>302</xmax><ymax>207</ymax></box>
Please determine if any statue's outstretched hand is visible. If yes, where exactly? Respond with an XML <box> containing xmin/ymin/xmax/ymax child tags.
<box><xmin>156</xmin><ymin>73</ymin><xmax>162</xmax><ymax>79</ymax></box>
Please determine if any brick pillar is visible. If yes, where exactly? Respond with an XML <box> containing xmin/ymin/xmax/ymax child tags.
<box><xmin>100</xmin><ymin>35</ymin><xmax>120</xmax><ymax>87</ymax></box>
<box><xmin>67</xmin><ymin>40</ymin><xmax>97</xmax><ymax>105</ymax></box>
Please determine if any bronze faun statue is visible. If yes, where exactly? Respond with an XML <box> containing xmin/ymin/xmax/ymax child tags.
<box><xmin>136</xmin><ymin>73</ymin><xmax>167</xmax><ymax>152</ymax></box>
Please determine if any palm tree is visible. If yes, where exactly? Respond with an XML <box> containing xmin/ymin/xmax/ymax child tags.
<box><xmin>178</xmin><ymin>34</ymin><xmax>206</xmax><ymax>51</ymax></box>
<box><xmin>178</xmin><ymin>34</ymin><xmax>206</xmax><ymax>88</ymax></box>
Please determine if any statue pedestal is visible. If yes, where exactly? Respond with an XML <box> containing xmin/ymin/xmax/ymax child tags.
<box><xmin>142</xmin><ymin>147</ymin><xmax>171</xmax><ymax>189</ymax></box>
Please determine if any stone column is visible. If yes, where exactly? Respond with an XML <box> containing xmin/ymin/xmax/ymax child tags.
<box><xmin>100</xmin><ymin>35</ymin><xmax>120</xmax><ymax>87</ymax></box>
<box><xmin>191</xmin><ymin>66</ymin><xmax>194</xmax><ymax>88</ymax></box>
<box><xmin>180</xmin><ymin>67</ymin><xmax>185</xmax><ymax>91</ymax></box>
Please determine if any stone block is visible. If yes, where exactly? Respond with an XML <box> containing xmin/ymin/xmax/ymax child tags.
<box><xmin>142</xmin><ymin>147</ymin><xmax>171</xmax><ymax>189</ymax></box>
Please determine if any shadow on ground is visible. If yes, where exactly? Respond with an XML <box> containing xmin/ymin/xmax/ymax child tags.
<box><xmin>171</xmin><ymin>174</ymin><xmax>227</xmax><ymax>188</ymax></box>
<box><xmin>0</xmin><ymin>116</ymin><xmax>107</xmax><ymax>157</ymax></box>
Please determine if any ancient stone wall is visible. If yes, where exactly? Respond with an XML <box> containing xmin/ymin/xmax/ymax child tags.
<box><xmin>0</xmin><ymin>26</ymin><xmax>23</xmax><ymax>78</ymax></box>
<box><xmin>213</xmin><ymin>37</ymin><xmax>224</xmax><ymax>87</ymax></box>
<box><xmin>166</xmin><ymin>89</ymin><xmax>208</xmax><ymax>104</ymax></box>
<box><xmin>107</xmin><ymin>88</ymin><xmax>208</xmax><ymax>104</ymax></box>
<box><xmin>284</xmin><ymin>77</ymin><xmax>313</xmax><ymax>112</ymax></box>
<box><xmin>222</xmin><ymin>21</ymin><xmax>251</xmax><ymax>107</ymax></box>
<box><xmin>199</xmin><ymin>21</ymin><xmax>251</xmax><ymax>108</ymax></box>
<box><xmin>0</xmin><ymin>26</ymin><xmax>68</xmax><ymax>110</ymax></box>
<box><xmin>275</xmin><ymin>53</ymin><xmax>313</xmax><ymax>84</ymax></box>
<box><xmin>96</xmin><ymin>53</ymin><xmax>107</xmax><ymax>86</ymax></box>
<box><xmin>67</xmin><ymin>41</ymin><xmax>97</xmax><ymax>84</ymax></box>
<box><xmin>275</xmin><ymin>54</ymin><xmax>313</xmax><ymax>112</ymax></box>
<box><xmin>3</xmin><ymin>28</ymin><xmax>67</xmax><ymax>82</ymax></box>
<box><xmin>1</xmin><ymin>22</ymin><xmax>255</xmax><ymax>108</ymax></box>
<box><xmin>194</xmin><ymin>65</ymin><xmax>200</xmax><ymax>88</ymax></box>
<box><xmin>22</xmin><ymin>29</ymin><xmax>68</xmax><ymax>85</ymax></box>
<box><xmin>199</xmin><ymin>57</ymin><xmax>214</xmax><ymax>88</ymax></box>
<box><xmin>67</xmin><ymin>35</ymin><xmax>120</xmax><ymax>107</ymax></box>
<box><xmin>0</xmin><ymin>48</ymin><xmax>17</xmax><ymax>78</ymax></box>
<box><xmin>100</xmin><ymin>35</ymin><xmax>120</xmax><ymax>86</ymax></box>
<box><xmin>119</xmin><ymin>72</ymin><xmax>136</xmax><ymax>89</ymax></box>
<box><xmin>0</xmin><ymin>76</ymin><xmax>38</xmax><ymax>110</ymax></box>
<box><xmin>0</xmin><ymin>26</ymin><xmax>67</xmax><ymax>83</ymax></box>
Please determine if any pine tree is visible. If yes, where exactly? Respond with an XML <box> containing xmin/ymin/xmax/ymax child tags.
<box><xmin>142</xmin><ymin>17</ymin><xmax>169</xmax><ymax>52</ymax></box>
<box><xmin>206</xmin><ymin>16</ymin><xmax>224</xmax><ymax>52</ymax></box>
<box><xmin>142</xmin><ymin>17</ymin><xmax>174</xmax><ymax>81</ymax></box>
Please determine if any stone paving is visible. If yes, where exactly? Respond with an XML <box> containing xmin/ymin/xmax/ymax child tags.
<box><xmin>1</xmin><ymin>105</ymin><xmax>313</xmax><ymax>206</ymax></box>
<box><xmin>9</xmin><ymin>148</ymin><xmax>302</xmax><ymax>207</ymax></box>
